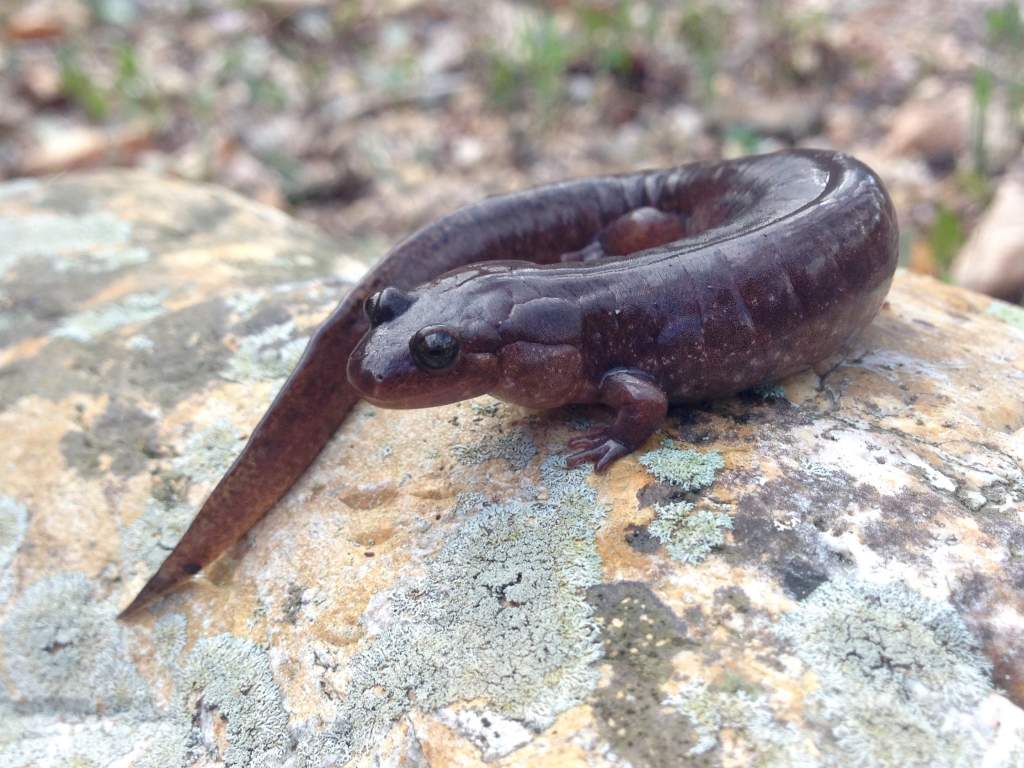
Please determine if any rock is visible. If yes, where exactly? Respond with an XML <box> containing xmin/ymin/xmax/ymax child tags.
<box><xmin>17</xmin><ymin>119</ymin><xmax>154</xmax><ymax>176</ymax></box>
<box><xmin>881</xmin><ymin>81</ymin><xmax>970</xmax><ymax>167</ymax></box>
<box><xmin>16</xmin><ymin>53</ymin><xmax>63</xmax><ymax>105</ymax></box>
<box><xmin>881</xmin><ymin>80</ymin><xmax>1020</xmax><ymax>173</ymax></box>
<box><xmin>952</xmin><ymin>167</ymin><xmax>1024</xmax><ymax>303</ymax></box>
<box><xmin>0</xmin><ymin>87</ymin><xmax>31</xmax><ymax>133</ymax></box>
<box><xmin>4</xmin><ymin>0</ymin><xmax>88</xmax><ymax>40</ymax></box>
<box><xmin>709</xmin><ymin>84</ymin><xmax>825</xmax><ymax>140</ymax></box>
<box><xmin>1</xmin><ymin>172</ymin><xmax>1023</xmax><ymax>767</ymax></box>
<box><xmin>219</xmin><ymin>147</ymin><xmax>286</xmax><ymax>209</ymax></box>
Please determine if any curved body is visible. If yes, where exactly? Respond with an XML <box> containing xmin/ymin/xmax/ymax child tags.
<box><xmin>121</xmin><ymin>150</ymin><xmax>898</xmax><ymax>616</ymax></box>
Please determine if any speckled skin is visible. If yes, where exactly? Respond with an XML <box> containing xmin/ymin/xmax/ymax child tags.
<box><xmin>122</xmin><ymin>149</ymin><xmax>898</xmax><ymax>616</ymax></box>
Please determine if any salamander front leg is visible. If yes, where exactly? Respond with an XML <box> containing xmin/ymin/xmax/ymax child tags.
<box><xmin>565</xmin><ymin>370</ymin><xmax>668</xmax><ymax>472</ymax></box>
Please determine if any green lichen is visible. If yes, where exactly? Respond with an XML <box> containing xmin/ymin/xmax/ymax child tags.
<box><xmin>777</xmin><ymin>576</ymin><xmax>994</xmax><ymax>768</ymax></box>
<box><xmin>987</xmin><ymin>300</ymin><xmax>1024</xmax><ymax>331</ymax></box>
<box><xmin>0</xmin><ymin>572</ymin><xmax>149</xmax><ymax>716</ymax></box>
<box><xmin>649</xmin><ymin>502</ymin><xmax>732</xmax><ymax>564</ymax></box>
<box><xmin>327</xmin><ymin>457</ymin><xmax>605</xmax><ymax>762</ymax></box>
<box><xmin>451</xmin><ymin>428</ymin><xmax>537</xmax><ymax>470</ymax></box>
<box><xmin>639</xmin><ymin>440</ymin><xmax>725</xmax><ymax>490</ymax></box>
<box><xmin>180</xmin><ymin>634</ymin><xmax>293</xmax><ymax>768</ymax></box>
<box><xmin>51</xmin><ymin>291</ymin><xmax>169</xmax><ymax>342</ymax></box>
<box><xmin>224</xmin><ymin>320</ymin><xmax>309</xmax><ymax>383</ymax></box>
<box><xmin>664</xmin><ymin>681</ymin><xmax>815</xmax><ymax>766</ymax></box>
<box><xmin>0</xmin><ymin>495</ymin><xmax>27</xmax><ymax>603</ymax></box>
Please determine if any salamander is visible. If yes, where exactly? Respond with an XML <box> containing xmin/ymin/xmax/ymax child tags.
<box><xmin>120</xmin><ymin>149</ymin><xmax>898</xmax><ymax>617</ymax></box>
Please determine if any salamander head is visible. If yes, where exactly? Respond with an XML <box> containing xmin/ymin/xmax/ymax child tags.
<box><xmin>347</xmin><ymin>284</ymin><xmax>502</xmax><ymax>408</ymax></box>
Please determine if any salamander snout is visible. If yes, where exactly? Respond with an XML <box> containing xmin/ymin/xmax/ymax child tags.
<box><xmin>347</xmin><ymin>322</ymin><xmax>500</xmax><ymax>409</ymax></box>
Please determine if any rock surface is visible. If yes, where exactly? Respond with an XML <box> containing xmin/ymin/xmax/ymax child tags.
<box><xmin>0</xmin><ymin>172</ymin><xmax>1023</xmax><ymax>768</ymax></box>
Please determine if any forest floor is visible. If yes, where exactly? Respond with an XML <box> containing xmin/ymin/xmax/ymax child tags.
<box><xmin>2</xmin><ymin>0</ymin><xmax>1022</xmax><ymax>296</ymax></box>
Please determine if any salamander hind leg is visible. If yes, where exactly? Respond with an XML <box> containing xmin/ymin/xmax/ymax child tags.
<box><xmin>558</xmin><ymin>207</ymin><xmax>686</xmax><ymax>264</ymax></box>
<box><xmin>566</xmin><ymin>370</ymin><xmax>668</xmax><ymax>473</ymax></box>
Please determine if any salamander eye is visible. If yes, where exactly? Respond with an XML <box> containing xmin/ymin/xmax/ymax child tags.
<box><xmin>410</xmin><ymin>327</ymin><xmax>460</xmax><ymax>371</ymax></box>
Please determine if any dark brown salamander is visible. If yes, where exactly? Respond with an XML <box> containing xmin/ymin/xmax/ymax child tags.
<box><xmin>120</xmin><ymin>149</ymin><xmax>898</xmax><ymax>616</ymax></box>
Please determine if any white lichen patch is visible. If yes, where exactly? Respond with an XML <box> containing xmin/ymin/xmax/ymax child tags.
<box><xmin>122</xmin><ymin>420</ymin><xmax>246</xmax><ymax>573</ymax></box>
<box><xmin>901</xmin><ymin>449</ymin><xmax>958</xmax><ymax>493</ymax></box>
<box><xmin>51</xmin><ymin>291</ymin><xmax>169</xmax><ymax>342</ymax></box>
<box><xmin>127</xmin><ymin>333</ymin><xmax>156</xmax><ymax>352</ymax></box>
<box><xmin>324</xmin><ymin>458</ymin><xmax>606</xmax><ymax>762</ymax></box>
<box><xmin>224</xmin><ymin>320</ymin><xmax>309</xmax><ymax>383</ymax></box>
<box><xmin>853</xmin><ymin>347</ymin><xmax>956</xmax><ymax>387</ymax></box>
<box><xmin>639</xmin><ymin>440</ymin><xmax>725</xmax><ymax>491</ymax></box>
<box><xmin>180</xmin><ymin>635</ymin><xmax>293</xmax><ymax>768</ymax></box>
<box><xmin>793</xmin><ymin>424</ymin><xmax>906</xmax><ymax>496</ymax></box>
<box><xmin>987</xmin><ymin>300</ymin><xmax>1024</xmax><ymax>332</ymax></box>
<box><xmin>120</xmin><ymin>496</ymin><xmax>195</xmax><ymax>574</ymax></box>
<box><xmin>649</xmin><ymin>501</ymin><xmax>732</xmax><ymax>564</ymax></box>
<box><xmin>451</xmin><ymin>427</ymin><xmax>537</xmax><ymax>470</ymax></box>
<box><xmin>0</xmin><ymin>212</ymin><xmax>133</xmax><ymax>275</ymax></box>
<box><xmin>0</xmin><ymin>573</ymin><xmax>149</xmax><ymax>715</ymax></box>
<box><xmin>664</xmin><ymin>681</ymin><xmax>816</xmax><ymax>766</ymax></box>
<box><xmin>0</xmin><ymin>710</ymin><xmax>184</xmax><ymax>768</ymax></box>
<box><xmin>438</xmin><ymin>707</ymin><xmax>535</xmax><ymax>761</ymax></box>
<box><xmin>51</xmin><ymin>245</ymin><xmax>151</xmax><ymax>274</ymax></box>
<box><xmin>224</xmin><ymin>289</ymin><xmax>269</xmax><ymax>320</ymax></box>
<box><xmin>173</xmin><ymin>418</ymin><xmax>248</xmax><ymax>486</ymax></box>
<box><xmin>0</xmin><ymin>178</ymin><xmax>40</xmax><ymax>201</ymax></box>
<box><xmin>0</xmin><ymin>495</ymin><xmax>27</xmax><ymax>604</ymax></box>
<box><xmin>152</xmin><ymin>613</ymin><xmax>188</xmax><ymax>673</ymax></box>
<box><xmin>777</xmin><ymin>576</ymin><xmax>1003</xmax><ymax>768</ymax></box>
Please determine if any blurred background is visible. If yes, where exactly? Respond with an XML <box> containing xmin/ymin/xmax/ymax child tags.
<box><xmin>1</xmin><ymin>0</ymin><xmax>1022</xmax><ymax>303</ymax></box>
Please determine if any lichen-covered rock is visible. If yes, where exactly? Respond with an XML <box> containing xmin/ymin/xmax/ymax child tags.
<box><xmin>0</xmin><ymin>172</ymin><xmax>1023</xmax><ymax>768</ymax></box>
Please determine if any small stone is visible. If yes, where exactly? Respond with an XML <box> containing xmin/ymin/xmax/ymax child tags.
<box><xmin>952</xmin><ymin>168</ymin><xmax>1024</xmax><ymax>303</ymax></box>
<box><xmin>19</xmin><ymin>120</ymin><xmax>154</xmax><ymax>176</ymax></box>
<box><xmin>881</xmin><ymin>80</ymin><xmax>1020</xmax><ymax>172</ymax></box>
<box><xmin>782</xmin><ymin>557</ymin><xmax>829</xmax><ymax>600</ymax></box>
<box><xmin>220</xmin><ymin>149</ymin><xmax>285</xmax><ymax>209</ymax></box>
<box><xmin>5</xmin><ymin>0</ymin><xmax>88</xmax><ymax>40</ymax></box>
<box><xmin>710</xmin><ymin>88</ymin><xmax>824</xmax><ymax>140</ymax></box>
<box><xmin>881</xmin><ymin>80</ymin><xmax>970</xmax><ymax>165</ymax></box>
<box><xmin>18</xmin><ymin>56</ymin><xmax>63</xmax><ymax>105</ymax></box>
